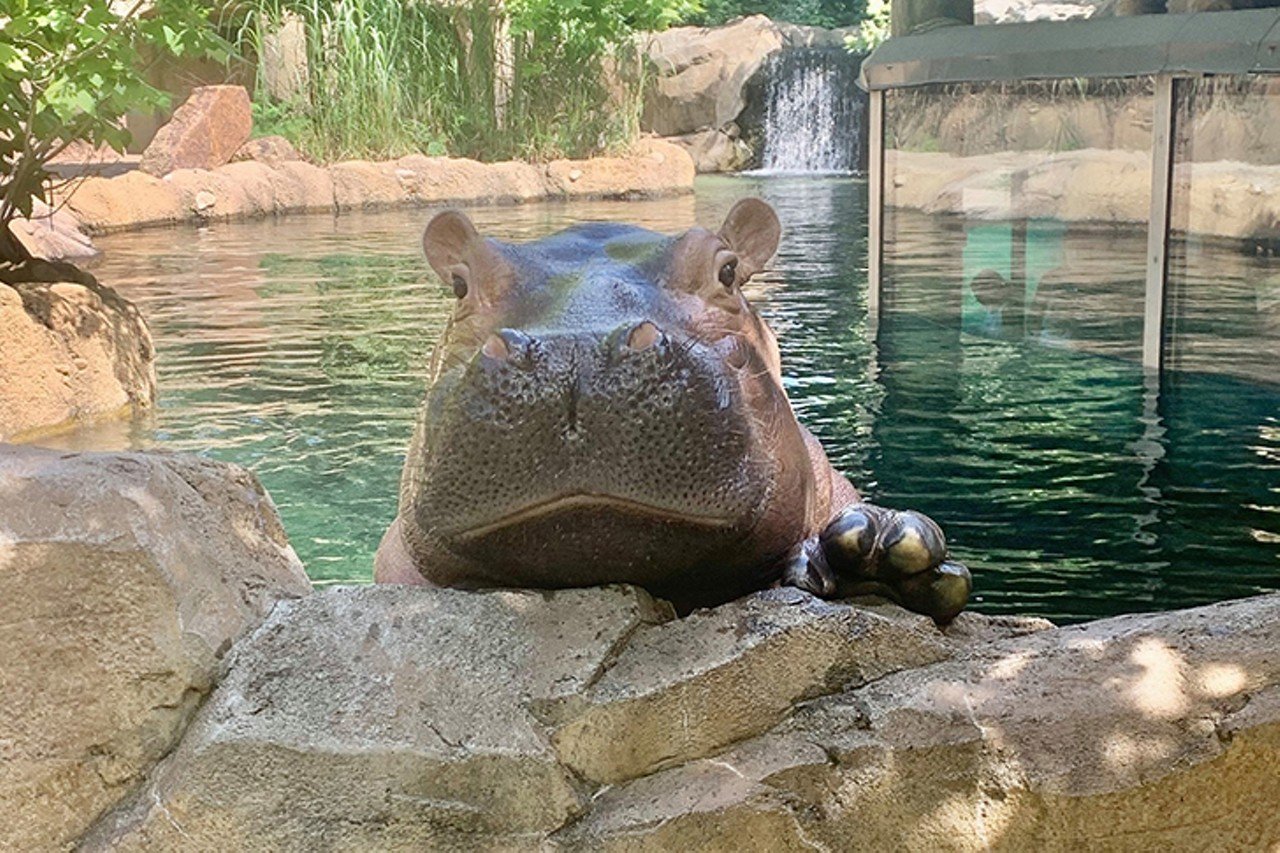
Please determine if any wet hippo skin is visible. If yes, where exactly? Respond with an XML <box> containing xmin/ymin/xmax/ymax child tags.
<box><xmin>375</xmin><ymin>199</ymin><xmax>971</xmax><ymax>622</ymax></box>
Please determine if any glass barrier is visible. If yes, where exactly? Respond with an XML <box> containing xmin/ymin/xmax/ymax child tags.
<box><xmin>1167</xmin><ymin>74</ymin><xmax>1280</xmax><ymax>386</ymax></box>
<box><xmin>883</xmin><ymin>79</ymin><xmax>1154</xmax><ymax>359</ymax></box>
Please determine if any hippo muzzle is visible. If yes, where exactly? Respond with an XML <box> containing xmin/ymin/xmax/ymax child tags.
<box><xmin>406</xmin><ymin>318</ymin><xmax>777</xmax><ymax>591</ymax></box>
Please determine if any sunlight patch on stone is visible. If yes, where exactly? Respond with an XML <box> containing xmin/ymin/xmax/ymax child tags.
<box><xmin>1125</xmin><ymin>638</ymin><xmax>1189</xmax><ymax>719</ymax></box>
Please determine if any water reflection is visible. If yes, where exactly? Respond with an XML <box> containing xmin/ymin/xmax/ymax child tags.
<box><xmin>32</xmin><ymin>176</ymin><xmax>1278</xmax><ymax>622</ymax></box>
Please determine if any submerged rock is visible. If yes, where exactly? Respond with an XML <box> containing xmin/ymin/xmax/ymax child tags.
<box><xmin>0</xmin><ymin>447</ymin><xmax>310</xmax><ymax>851</ymax></box>
<box><xmin>0</xmin><ymin>272</ymin><xmax>155</xmax><ymax>440</ymax></box>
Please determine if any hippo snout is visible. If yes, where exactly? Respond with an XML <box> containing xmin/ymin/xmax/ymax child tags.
<box><xmin>415</xmin><ymin>322</ymin><xmax>764</xmax><ymax>547</ymax></box>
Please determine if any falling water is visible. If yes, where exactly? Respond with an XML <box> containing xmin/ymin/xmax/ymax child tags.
<box><xmin>757</xmin><ymin>48</ymin><xmax>865</xmax><ymax>174</ymax></box>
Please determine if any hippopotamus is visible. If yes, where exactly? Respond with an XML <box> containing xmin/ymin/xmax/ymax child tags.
<box><xmin>375</xmin><ymin>199</ymin><xmax>972</xmax><ymax>622</ymax></box>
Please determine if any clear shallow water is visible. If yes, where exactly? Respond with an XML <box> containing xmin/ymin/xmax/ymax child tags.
<box><xmin>45</xmin><ymin>175</ymin><xmax>1279</xmax><ymax>622</ymax></box>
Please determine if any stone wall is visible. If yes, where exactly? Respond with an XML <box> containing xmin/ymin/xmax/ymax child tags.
<box><xmin>53</xmin><ymin>137</ymin><xmax>695</xmax><ymax>236</ymax></box>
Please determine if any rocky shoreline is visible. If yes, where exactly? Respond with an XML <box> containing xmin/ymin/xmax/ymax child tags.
<box><xmin>43</xmin><ymin>137</ymin><xmax>694</xmax><ymax>241</ymax></box>
<box><xmin>2</xmin><ymin>443</ymin><xmax>1276</xmax><ymax>851</ymax></box>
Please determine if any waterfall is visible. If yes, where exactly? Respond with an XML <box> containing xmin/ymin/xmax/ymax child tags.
<box><xmin>756</xmin><ymin>48</ymin><xmax>865</xmax><ymax>174</ymax></box>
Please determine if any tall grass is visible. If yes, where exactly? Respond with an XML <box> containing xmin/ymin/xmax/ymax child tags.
<box><xmin>236</xmin><ymin>0</ymin><xmax>670</xmax><ymax>163</ymax></box>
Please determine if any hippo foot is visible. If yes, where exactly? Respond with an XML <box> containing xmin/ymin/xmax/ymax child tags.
<box><xmin>784</xmin><ymin>503</ymin><xmax>972</xmax><ymax>624</ymax></box>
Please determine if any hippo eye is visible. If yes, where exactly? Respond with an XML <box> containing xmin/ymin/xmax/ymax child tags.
<box><xmin>451</xmin><ymin>273</ymin><xmax>468</xmax><ymax>299</ymax></box>
<box><xmin>718</xmin><ymin>259</ymin><xmax>738</xmax><ymax>289</ymax></box>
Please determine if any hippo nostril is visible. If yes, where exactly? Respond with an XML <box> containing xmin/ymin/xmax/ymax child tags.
<box><xmin>482</xmin><ymin>334</ymin><xmax>510</xmax><ymax>361</ymax></box>
<box><xmin>482</xmin><ymin>329</ymin><xmax>534</xmax><ymax>363</ymax></box>
<box><xmin>625</xmin><ymin>321</ymin><xmax>662</xmax><ymax>353</ymax></box>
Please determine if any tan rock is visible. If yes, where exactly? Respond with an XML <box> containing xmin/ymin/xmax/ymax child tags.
<box><xmin>139</xmin><ymin>85</ymin><xmax>254</xmax><ymax>177</ymax></box>
<box><xmin>544</xmin><ymin>588</ymin><xmax>953</xmax><ymax>785</ymax></box>
<box><xmin>665</xmin><ymin>127</ymin><xmax>754</xmax><ymax>173</ymax></box>
<box><xmin>643</xmin><ymin>15</ymin><xmax>787</xmax><ymax>137</ymax></box>
<box><xmin>329</xmin><ymin>159</ymin><xmax>411</xmax><ymax>210</ymax></box>
<box><xmin>59</xmin><ymin>571</ymin><xmax>1280</xmax><ymax>850</ymax></box>
<box><xmin>488</xmin><ymin>160</ymin><xmax>552</xmax><ymax>201</ymax></box>
<box><xmin>164</xmin><ymin>165</ymin><xmax>261</xmax><ymax>221</ymax></box>
<box><xmin>8</xmin><ymin>199</ymin><xmax>97</xmax><ymax>260</ymax></box>
<box><xmin>59</xmin><ymin>170</ymin><xmax>185</xmax><ymax>233</ymax></box>
<box><xmin>0</xmin><ymin>446</ymin><xmax>310</xmax><ymax>852</ymax></box>
<box><xmin>269</xmin><ymin>160</ymin><xmax>336</xmax><ymax>213</ymax></box>
<box><xmin>392</xmin><ymin>155</ymin><xmax>547</xmax><ymax>204</ymax></box>
<box><xmin>0</xmin><ymin>275</ymin><xmax>155</xmax><ymax>440</ymax></box>
<box><xmin>565</xmin><ymin>594</ymin><xmax>1280</xmax><ymax>851</ymax></box>
<box><xmin>546</xmin><ymin>139</ymin><xmax>695</xmax><ymax>199</ymax></box>
<box><xmin>84</xmin><ymin>585</ymin><xmax>671</xmax><ymax>851</ymax></box>
<box><xmin>232</xmin><ymin>135</ymin><xmax>304</xmax><ymax>167</ymax></box>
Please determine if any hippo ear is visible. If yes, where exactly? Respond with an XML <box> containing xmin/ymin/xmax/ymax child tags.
<box><xmin>422</xmin><ymin>210</ymin><xmax>503</xmax><ymax>299</ymax></box>
<box><xmin>718</xmin><ymin>198</ymin><xmax>781</xmax><ymax>280</ymax></box>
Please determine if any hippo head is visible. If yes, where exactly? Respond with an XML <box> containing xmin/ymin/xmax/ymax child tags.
<box><xmin>396</xmin><ymin>200</ymin><xmax>817</xmax><ymax>605</ymax></box>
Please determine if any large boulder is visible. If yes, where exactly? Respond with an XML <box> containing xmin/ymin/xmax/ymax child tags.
<box><xmin>642</xmin><ymin>16</ymin><xmax>788</xmax><ymax>137</ymax></box>
<box><xmin>84</xmin><ymin>585</ymin><xmax>674</xmax><ymax>850</ymax></box>
<box><xmin>0</xmin><ymin>446</ymin><xmax>311</xmax><ymax>851</ymax></box>
<box><xmin>140</xmin><ymin>85</ymin><xmax>253</xmax><ymax>177</ymax></box>
<box><xmin>562</xmin><ymin>593</ymin><xmax>1280</xmax><ymax>850</ymax></box>
<box><xmin>0</xmin><ymin>273</ymin><xmax>155</xmax><ymax>440</ymax></box>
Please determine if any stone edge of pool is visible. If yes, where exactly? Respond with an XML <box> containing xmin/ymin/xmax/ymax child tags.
<box><xmin>3</xmin><ymin>442</ymin><xmax>1278</xmax><ymax>851</ymax></box>
<box><xmin>47</xmin><ymin>137</ymin><xmax>697</xmax><ymax>239</ymax></box>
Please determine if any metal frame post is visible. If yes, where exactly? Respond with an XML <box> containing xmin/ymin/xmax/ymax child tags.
<box><xmin>867</xmin><ymin>88</ymin><xmax>885</xmax><ymax>325</ymax></box>
<box><xmin>1143</xmin><ymin>73</ymin><xmax>1176</xmax><ymax>373</ymax></box>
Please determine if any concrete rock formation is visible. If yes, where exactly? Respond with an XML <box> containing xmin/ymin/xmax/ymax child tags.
<box><xmin>643</xmin><ymin>16</ymin><xmax>791</xmax><ymax>138</ymax></box>
<box><xmin>8</xmin><ymin>199</ymin><xmax>98</xmax><ymax>261</ymax></box>
<box><xmin>642</xmin><ymin>16</ymin><xmax>852</xmax><ymax>170</ymax></box>
<box><xmin>58</xmin><ymin>141</ymin><xmax>695</xmax><ymax>233</ymax></box>
<box><xmin>0</xmin><ymin>273</ymin><xmax>156</xmax><ymax>440</ymax></box>
<box><xmin>0</xmin><ymin>447</ymin><xmax>311</xmax><ymax>851</ymax></box>
<box><xmin>75</xmin><ymin>574</ymin><xmax>1280</xmax><ymax>851</ymax></box>
<box><xmin>139</xmin><ymin>85</ymin><xmax>254</xmax><ymax>177</ymax></box>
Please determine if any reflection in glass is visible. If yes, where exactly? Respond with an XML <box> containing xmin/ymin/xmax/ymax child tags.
<box><xmin>1168</xmin><ymin>75</ymin><xmax>1280</xmax><ymax>385</ymax></box>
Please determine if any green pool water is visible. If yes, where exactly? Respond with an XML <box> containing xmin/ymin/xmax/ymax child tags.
<box><xmin>53</xmin><ymin>175</ymin><xmax>1278</xmax><ymax>623</ymax></box>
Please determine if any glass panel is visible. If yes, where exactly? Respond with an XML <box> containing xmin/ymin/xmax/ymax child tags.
<box><xmin>883</xmin><ymin>78</ymin><xmax>1154</xmax><ymax>359</ymax></box>
<box><xmin>1167</xmin><ymin>74</ymin><xmax>1280</xmax><ymax>386</ymax></box>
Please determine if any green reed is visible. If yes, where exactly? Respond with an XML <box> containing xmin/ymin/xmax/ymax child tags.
<box><xmin>235</xmin><ymin>0</ymin><xmax>682</xmax><ymax>162</ymax></box>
